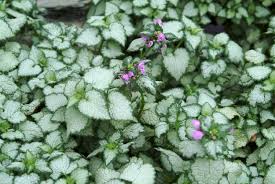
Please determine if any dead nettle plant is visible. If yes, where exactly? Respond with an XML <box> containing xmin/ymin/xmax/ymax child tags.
<box><xmin>0</xmin><ymin>0</ymin><xmax>274</xmax><ymax>184</ymax></box>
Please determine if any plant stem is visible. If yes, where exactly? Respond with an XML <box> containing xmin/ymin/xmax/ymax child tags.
<box><xmin>137</xmin><ymin>92</ymin><xmax>145</xmax><ymax>120</ymax></box>
<box><xmin>175</xmin><ymin>39</ymin><xmax>184</xmax><ymax>49</ymax></box>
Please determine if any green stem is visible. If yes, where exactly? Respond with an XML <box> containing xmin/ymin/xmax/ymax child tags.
<box><xmin>175</xmin><ymin>39</ymin><xmax>184</xmax><ymax>49</ymax></box>
<box><xmin>143</xmin><ymin>46</ymin><xmax>153</xmax><ymax>58</ymax></box>
<box><xmin>137</xmin><ymin>92</ymin><xmax>145</xmax><ymax>120</ymax></box>
<box><xmin>174</xmin><ymin>110</ymin><xmax>180</xmax><ymax>131</ymax></box>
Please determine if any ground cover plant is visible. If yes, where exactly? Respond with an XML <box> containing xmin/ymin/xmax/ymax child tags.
<box><xmin>0</xmin><ymin>0</ymin><xmax>274</xmax><ymax>183</ymax></box>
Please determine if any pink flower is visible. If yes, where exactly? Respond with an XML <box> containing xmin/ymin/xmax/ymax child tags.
<box><xmin>127</xmin><ymin>71</ymin><xmax>134</xmax><ymax>78</ymax></box>
<box><xmin>121</xmin><ymin>73</ymin><xmax>130</xmax><ymax>82</ymax></box>
<box><xmin>157</xmin><ymin>32</ymin><xmax>166</xmax><ymax>42</ymax></box>
<box><xmin>153</xmin><ymin>18</ymin><xmax>163</xmax><ymax>26</ymax></box>
<box><xmin>192</xmin><ymin>119</ymin><xmax>201</xmax><ymax>130</ymax></box>
<box><xmin>121</xmin><ymin>71</ymin><xmax>135</xmax><ymax>83</ymax></box>
<box><xmin>141</xmin><ymin>35</ymin><xmax>148</xmax><ymax>41</ymax></box>
<box><xmin>146</xmin><ymin>40</ymin><xmax>154</xmax><ymax>48</ymax></box>
<box><xmin>192</xmin><ymin>130</ymin><xmax>204</xmax><ymax>140</ymax></box>
<box><xmin>137</xmin><ymin>61</ymin><xmax>146</xmax><ymax>75</ymax></box>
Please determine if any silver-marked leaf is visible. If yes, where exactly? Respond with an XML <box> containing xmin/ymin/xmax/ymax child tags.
<box><xmin>163</xmin><ymin>48</ymin><xmax>190</xmax><ymax>80</ymax></box>
<box><xmin>84</xmin><ymin>67</ymin><xmax>114</xmax><ymax>90</ymax></box>
<box><xmin>76</xmin><ymin>28</ymin><xmax>101</xmax><ymax>47</ymax></box>
<box><xmin>108</xmin><ymin>91</ymin><xmax>134</xmax><ymax>120</ymax></box>
<box><xmin>0</xmin><ymin>50</ymin><xmax>19</xmax><ymax>72</ymax></box>
<box><xmin>18</xmin><ymin>59</ymin><xmax>42</xmax><ymax>76</ymax></box>
<box><xmin>78</xmin><ymin>90</ymin><xmax>110</xmax><ymax>119</ymax></box>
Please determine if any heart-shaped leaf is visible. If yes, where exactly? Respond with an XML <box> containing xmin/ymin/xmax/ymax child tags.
<box><xmin>18</xmin><ymin>59</ymin><xmax>42</xmax><ymax>76</ymax></box>
<box><xmin>163</xmin><ymin>48</ymin><xmax>190</xmax><ymax>80</ymax></box>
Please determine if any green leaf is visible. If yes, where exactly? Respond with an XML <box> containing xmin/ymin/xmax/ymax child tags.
<box><xmin>76</xmin><ymin>28</ymin><xmax>101</xmax><ymax>47</ymax></box>
<box><xmin>43</xmin><ymin>23</ymin><xmax>62</xmax><ymax>38</ymax></box>
<box><xmin>105</xmin><ymin>2</ymin><xmax>119</xmax><ymax>16</ymax></box>
<box><xmin>50</xmin><ymin>155</ymin><xmax>77</xmax><ymax>179</ymax></box>
<box><xmin>155</xmin><ymin>122</ymin><xmax>169</xmax><ymax>138</ymax></box>
<box><xmin>265</xmin><ymin>165</ymin><xmax>275</xmax><ymax>184</ymax></box>
<box><xmin>218</xmin><ymin>107</ymin><xmax>239</xmax><ymax>120</ymax></box>
<box><xmin>260</xmin><ymin>110</ymin><xmax>275</xmax><ymax>123</ymax></box>
<box><xmin>19</xmin><ymin>121</ymin><xmax>43</xmax><ymax>141</ymax></box>
<box><xmin>179</xmin><ymin>140</ymin><xmax>205</xmax><ymax>158</ymax></box>
<box><xmin>1</xmin><ymin>142</ymin><xmax>19</xmax><ymax>159</ymax></box>
<box><xmin>12</xmin><ymin>0</ymin><xmax>33</xmax><ymax>12</ymax></box>
<box><xmin>156</xmin><ymin>148</ymin><xmax>184</xmax><ymax>173</ymax></box>
<box><xmin>198</xmin><ymin>92</ymin><xmax>216</xmax><ymax>108</ymax></box>
<box><xmin>65</xmin><ymin>106</ymin><xmax>88</xmax><ymax>134</ymax></box>
<box><xmin>103</xmin><ymin>23</ymin><xmax>126</xmax><ymax>46</ymax></box>
<box><xmin>120</xmin><ymin>158</ymin><xmax>155</xmax><ymax>184</ymax></box>
<box><xmin>205</xmin><ymin>140</ymin><xmax>223</xmax><ymax>158</ymax></box>
<box><xmin>185</xmin><ymin>31</ymin><xmax>201</xmax><ymax>50</ymax></box>
<box><xmin>0</xmin><ymin>75</ymin><xmax>18</xmax><ymax>94</ymax></box>
<box><xmin>18</xmin><ymin>59</ymin><xmax>42</xmax><ymax>76</ymax></box>
<box><xmin>262</xmin><ymin>127</ymin><xmax>275</xmax><ymax>140</ymax></box>
<box><xmin>101</xmin><ymin>42</ymin><xmax>123</xmax><ymax>58</ymax></box>
<box><xmin>182</xmin><ymin>2</ymin><xmax>198</xmax><ymax>17</ymax></box>
<box><xmin>163</xmin><ymin>21</ymin><xmax>183</xmax><ymax>38</ymax></box>
<box><xmin>14</xmin><ymin>173</ymin><xmax>40</xmax><ymax>184</ymax></box>
<box><xmin>0</xmin><ymin>19</ymin><xmax>14</xmax><ymax>40</ymax></box>
<box><xmin>45</xmin><ymin>94</ymin><xmax>68</xmax><ymax>112</ymax></box>
<box><xmin>162</xmin><ymin>88</ymin><xmax>184</xmax><ymax>99</ymax></box>
<box><xmin>163</xmin><ymin>48</ymin><xmax>190</xmax><ymax>80</ymax></box>
<box><xmin>71</xmin><ymin>168</ymin><xmax>89</xmax><ymax>184</ymax></box>
<box><xmin>245</xmin><ymin>50</ymin><xmax>265</xmax><ymax>64</ymax></box>
<box><xmin>104</xmin><ymin>148</ymin><xmax>118</xmax><ymax>165</ymax></box>
<box><xmin>213</xmin><ymin>33</ymin><xmax>229</xmax><ymax>45</ymax></box>
<box><xmin>191</xmin><ymin>159</ymin><xmax>224</xmax><ymax>184</ymax></box>
<box><xmin>0</xmin><ymin>173</ymin><xmax>13</xmax><ymax>184</ymax></box>
<box><xmin>0</xmin><ymin>50</ymin><xmax>19</xmax><ymax>72</ymax></box>
<box><xmin>1</xmin><ymin>100</ymin><xmax>26</xmax><ymax>124</ymax></box>
<box><xmin>201</xmin><ymin>60</ymin><xmax>226</xmax><ymax>78</ymax></box>
<box><xmin>84</xmin><ymin>67</ymin><xmax>114</xmax><ymax>90</ymax></box>
<box><xmin>141</xmin><ymin>103</ymin><xmax>159</xmax><ymax>125</ymax></box>
<box><xmin>137</xmin><ymin>76</ymin><xmax>156</xmax><ymax>95</ymax></box>
<box><xmin>247</xmin><ymin>66</ymin><xmax>271</xmax><ymax>81</ymax></box>
<box><xmin>248</xmin><ymin>85</ymin><xmax>271</xmax><ymax>106</ymax></box>
<box><xmin>38</xmin><ymin>114</ymin><xmax>60</xmax><ymax>132</ymax></box>
<box><xmin>123</xmin><ymin>123</ymin><xmax>144</xmax><ymax>139</ymax></box>
<box><xmin>182</xmin><ymin>104</ymin><xmax>201</xmax><ymax>117</ymax></box>
<box><xmin>78</xmin><ymin>90</ymin><xmax>110</xmax><ymax>119</ymax></box>
<box><xmin>108</xmin><ymin>91</ymin><xmax>134</xmax><ymax>121</ymax></box>
<box><xmin>133</xmin><ymin>0</ymin><xmax>148</xmax><ymax>7</ymax></box>
<box><xmin>226</xmin><ymin>41</ymin><xmax>243</xmax><ymax>63</ymax></box>
<box><xmin>8</xmin><ymin>15</ymin><xmax>27</xmax><ymax>34</ymax></box>
<box><xmin>150</xmin><ymin>0</ymin><xmax>166</xmax><ymax>10</ymax></box>
<box><xmin>127</xmin><ymin>38</ymin><xmax>145</xmax><ymax>52</ymax></box>
<box><xmin>213</xmin><ymin>112</ymin><xmax>228</xmax><ymax>124</ymax></box>
<box><xmin>35</xmin><ymin>159</ymin><xmax>51</xmax><ymax>173</ymax></box>
<box><xmin>45</xmin><ymin>131</ymin><xmax>62</xmax><ymax>149</ymax></box>
<box><xmin>95</xmin><ymin>168</ymin><xmax>121</xmax><ymax>184</ymax></box>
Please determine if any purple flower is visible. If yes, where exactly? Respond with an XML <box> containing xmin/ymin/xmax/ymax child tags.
<box><xmin>153</xmin><ymin>18</ymin><xmax>163</xmax><ymax>26</ymax></box>
<box><xmin>128</xmin><ymin>71</ymin><xmax>135</xmax><ymax>78</ymax></box>
<box><xmin>146</xmin><ymin>40</ymin><xmax>154</xmax><ymax>48</ymax></box>
<box><xmin>121</xmin><ymin>73</ymin><xmax>130</xmax><ymax>82</ymax></box>
<box><xmin>121</xmin><ymin>71</ymin><xmax>135</xmax><ymax>83</ymax></box>
<box><xmin>157</xmin><ymin>32</ymin><xmax>166</xmax><ymax>42</ymax></box>
<box><xmin>137</xmin><ymin>61</ymin><xmax>146</xmax><ymax>75</ymax></box>
<box><xmin>141</xmin><ymin>35</ymin><xmax>148</xmax><ymax>41</ymax></box>
<box><xmin>192</xmin><ymin>119</ymin><xmax>201</xmax><ymax>130</ymax></box>
<box><xmin>192</xmin><ymin>130</ymin><xmax>204</xmax><ymax>140</ymax></box>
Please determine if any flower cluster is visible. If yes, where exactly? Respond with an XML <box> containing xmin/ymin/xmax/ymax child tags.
<box><xmin>121</xmin><ymin>60</ymin><xmax>147</xmax><ymax>83</ymax></box>
<box><xmin>141</xmin><ymin>18</ymin><xmax>167</xmax><ymax>50</ymax></box>
<box><xmin>191</xmin><ymin>119</ymin><xmax>204</xmax><ymax>140</ymax></box>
